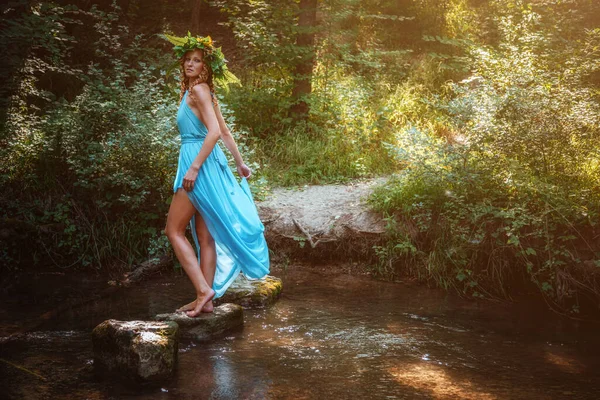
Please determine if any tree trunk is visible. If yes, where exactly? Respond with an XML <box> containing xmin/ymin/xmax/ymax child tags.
<box><xmin>290</xmin><ymin>0</ymin><xmax>318</xmax><ymax>120</ymax></box>
<box><xmin>191</xmin><ymin>0</ymin><xmax>210</xmax><ymax>34</ymax></box>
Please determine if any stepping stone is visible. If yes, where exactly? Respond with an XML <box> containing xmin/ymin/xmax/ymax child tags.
<box><xmin>92</xmin><ymin>319</ymin><xmax>179</xmax><ymax>382</ymax></box>
<box><xmin>155</xmin><ymin>303</ymin><xmax>243</xmax><ymax>342</ymax></box>
<box><xmin>216</xmin><ymin>274</ymin><xmax>283</xmax><ymax>308</ymax></box>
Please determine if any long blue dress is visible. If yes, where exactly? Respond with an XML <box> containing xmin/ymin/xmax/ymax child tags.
<box><xmin>172</xmin><ymin>90</ymin><xmax>270</xmax><ymax>298</ymax></box>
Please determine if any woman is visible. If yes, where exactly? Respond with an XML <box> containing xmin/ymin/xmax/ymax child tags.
<box><xmin>163</xmin><ymin>33</ymin><xmax>270</xmax><ymax>317</ymax></box>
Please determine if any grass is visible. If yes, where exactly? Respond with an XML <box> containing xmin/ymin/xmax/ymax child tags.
<box><xmin>253</xmin><ymin>129</ymin><xmax>396</xmax><ymax>187</ymax></box>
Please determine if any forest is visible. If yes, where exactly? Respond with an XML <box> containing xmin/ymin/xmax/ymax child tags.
<box><xmin>1</xmin><ymin>0</ymin><xmax>599</xmax><ymax>315</ymax></box>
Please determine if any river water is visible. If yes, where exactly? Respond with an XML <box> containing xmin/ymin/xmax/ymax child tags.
<box><xmin>1</xmin><ymin>266</ymin><xmax>599</xmax><ymax>399</ymax></box>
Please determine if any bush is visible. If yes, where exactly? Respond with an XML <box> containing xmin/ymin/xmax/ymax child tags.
<box><xmin>0</xmin><ymin>4</ymin><xmax>178</xmax><ymax>271</ymax></box>
<box><xmin>371</xmin><ymin>4</ymin><xmax>600</xmax><ymax>313</ymax></box>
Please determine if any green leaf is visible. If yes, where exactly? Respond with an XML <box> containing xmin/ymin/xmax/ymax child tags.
<box><xmin>507</xmin><ymin>235</ymin><xmax>520</xmax><ymax>246</ymax></box>
<box><xmin>541</xmin><ymin>282</ymin><xmax>553</xmax><ymax>292</ymax></box>
<box><xmin>525</xmin><ymin>247</ymin><xmax>537</xmax><ymax>256</ymax></box>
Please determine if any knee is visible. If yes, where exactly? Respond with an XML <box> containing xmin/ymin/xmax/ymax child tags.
<box><xmin>197</xmin><ymin>231</ymin><xmax>215</xmax><ymax>248</ymax></box>
<box><xmin>164</xmin><ymin>225</ymin><xmax>173</xmax><ymax>240</ymax></box>
<box><xmin>164</xmin><ymin>224</ymin><xmax>182</xmax><ymax>241</ymax></box>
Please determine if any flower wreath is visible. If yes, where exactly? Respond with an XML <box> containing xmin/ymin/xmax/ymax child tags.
<box><xmin>161</xmin><ymin>32</ymin><xmax>240</xmax><ymax>91</ymax></box>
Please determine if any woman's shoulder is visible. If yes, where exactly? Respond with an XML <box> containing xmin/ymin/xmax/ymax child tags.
<box><xmin>190</xmin><ymin>82</ymin><xmax>211</xmax><ymax>98</ymax></box>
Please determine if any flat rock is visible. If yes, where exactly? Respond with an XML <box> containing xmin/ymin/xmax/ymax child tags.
<box><xmin>257</xmin><ymin>177</ymin><xmax>388</xmax><ymax>262</ymax></box>
<box><xmin>215</xmin><ymin>274</ymin><xmax>283</xmax><ymax>308</ymax></box>
<box><xmin>155</xmin><ymin>303</ymin><xmax>243</xmax><ymax>341</ymax></box>
<box><xmin>92</xmin><ymin>319</ymin><xmax>178</xmax><ymax>382</ymax></box>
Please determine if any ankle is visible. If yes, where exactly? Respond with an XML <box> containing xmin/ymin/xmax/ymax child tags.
<box><xmin>197</xmin><ymin>287</ymin><xmax>214</xmax><ymax>298</ymax></box>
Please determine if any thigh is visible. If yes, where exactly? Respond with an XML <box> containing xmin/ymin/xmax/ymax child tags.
<box><xmin>166</xmin><ymin>189</ymin><xmax>197</xmax><ymax>233</ymax></box>
<box><xmin>194</xmin><ymin>211</ymin><xmax>214</xmax><ymax>243</ymax></box>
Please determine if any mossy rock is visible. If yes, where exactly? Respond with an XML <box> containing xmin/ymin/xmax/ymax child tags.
<box><xmin>92</xmin><ymin>320</ymin><xmax>179</xmax><ymax>382</ymax></box>
<box><xmin>216</xmin><ymin>274</ymin><xmax>283</xmax><ymax>308</ymax></box>
<box><xmin>155</xmin><ymin>303</ymin><xmax>243</xmax><ymax>341</ymax></box>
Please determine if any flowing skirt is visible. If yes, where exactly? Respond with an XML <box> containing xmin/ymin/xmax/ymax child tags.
<box><xmin>172</xmin><ymin>140</ymin><xmax>270</xmax><ymax>298</ymax></box>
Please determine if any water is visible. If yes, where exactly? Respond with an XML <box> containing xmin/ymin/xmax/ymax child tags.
<box><xmin>1</xmin><ymin>267</ymin><xmax>599</xmax><ymax>399</ymax></box>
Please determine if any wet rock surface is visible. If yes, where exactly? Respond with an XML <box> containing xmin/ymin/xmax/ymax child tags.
<box><xmin>216</xmin><ymin>274</ymin><xmax>283</xmax><ymax>308</ymax></box>
<box><xmin>155</xmin><ymin>303</ymin><xmax>244</xmax><ymax>341</ymax></box>
<box><xmin>92</xmin><ymin>319</ymin><xmax>179</xmax><ymax>382</ymax></box>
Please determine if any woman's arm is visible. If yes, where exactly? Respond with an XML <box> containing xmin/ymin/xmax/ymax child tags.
<box><xmin>213</xmin><ymin>102</ymin><xmax>252</xmax><ymax>178</ymax></box>
<box><xmin>182</xmin><ymin>83</ymin><xmax>221</xmax><ymax>192</ymax></box>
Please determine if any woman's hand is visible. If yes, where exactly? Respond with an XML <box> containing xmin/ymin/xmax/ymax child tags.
<box><xmin>237</xmin><ymin>163</ymin><xmax>252</xmax><ymax>178</ymax></box>
<box><xmin>183</xmin><ymin>166</ymin><xmax>199</xmax><ymax>192</ymax></box>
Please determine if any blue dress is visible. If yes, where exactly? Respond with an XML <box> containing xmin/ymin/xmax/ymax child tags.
<box><xmin>172</xmin><ymin>90</ymin><xmax>270</xmax><ymax>298</ymax></box>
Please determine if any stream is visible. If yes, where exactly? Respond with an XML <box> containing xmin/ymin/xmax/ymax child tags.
<box><xmin>1</xmin><ymin>265</ymin><xmax>599</xmax><ymax>399</ymax></box>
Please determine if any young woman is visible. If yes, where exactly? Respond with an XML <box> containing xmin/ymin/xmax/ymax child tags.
<box><xmin>163</xmin><ymin>34</ymin><xmax>270</xmax><ymax>317</ymax></box>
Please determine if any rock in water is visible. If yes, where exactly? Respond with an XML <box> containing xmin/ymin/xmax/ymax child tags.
<box><xmin>216</xmin><ymin>274</ymin><xmax>283</xmax><ymax>308</ymax></box>
<box><xmin>155</xmin><ymin>303</ymin><xmax>244</xmax><ymax>341</ymax></box>
<box><xmin>92</xmin><ymin>320</ymin><xmax>179</xmax><ymax>382</ymax></box>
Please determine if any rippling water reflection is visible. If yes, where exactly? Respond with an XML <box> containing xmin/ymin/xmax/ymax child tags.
<box><xmin>1</xmin><ymin>267</ymin><xmax>600</xmax><ymax>399</ymax></box>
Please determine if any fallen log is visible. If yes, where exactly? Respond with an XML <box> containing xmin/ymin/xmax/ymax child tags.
<box><xmin>257</xmin><ymin>178</ymin><xmax>388</xmax><ymax>262</ymax></box>
<box><xmin>121</xmin><ymin>255</ymin><xmax>172</xmax><ymax>286</ymax></box>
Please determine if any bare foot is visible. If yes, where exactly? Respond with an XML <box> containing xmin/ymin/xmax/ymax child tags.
<box><xmin>177</xmin><ymin>299</ymin><xmax>214</xmax><ymax>313</ymax></box>
<box><xmin>185</xmin><ymin>289</ymin><xmax>215</xmax><ymax>317</ymax></box>
<box><xmin>176</xmin><ymin>300</ymin><xmax>197</xmax><ymax>313</ymax></box>
<box><xmin>201</xmin><ymin>300</ymin><xmax>214</xmax><ymax>313</ymax></box>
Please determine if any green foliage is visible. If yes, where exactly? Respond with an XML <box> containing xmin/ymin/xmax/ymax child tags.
<box><xmin>2</xmin><ymin>0</ymin><xmax>600</xmax><ymax>316</ymax></box>
<box><xmin>210</xmin><ymin>0</ymin><xmax>411</xmax><ymax>185</ymax></box>
<box><xmin>371</xmin><ymin>1</ymin><xmax>600</xmax><ymax>312</ymax></box>
<box><xmin>250</xmin><ymin>69</ymin><xmax>398</xmax><ymax>185</ymax></box>
<box><xmin>0</xmin><ymin>2</ymin><xmax>80</xmax><ymax>112</ymax></box>
<box><xmin>254</xmin><ymin>126</ymin><xmax>375</xmax><ymax>186</ymax></box>
<box><xmin>1</xmin><ymin>2</ymin><xmax>178</xmax><ymax>270</ymax></box>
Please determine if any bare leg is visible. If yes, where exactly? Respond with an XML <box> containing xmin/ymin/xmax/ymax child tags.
<box><xmin>176</xmin><ymin>211</ymin><xmax>217</xmax><ymax>313</ymax></box>
<box><xmin>196</xmin><ymin>212</ymin><xmax>216</xmax><ymax>312</ymax></box>
<box><xmin>165</xmin><ymin>189</ymin><xmax>215</xmax><ymax>317</ymax></box>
